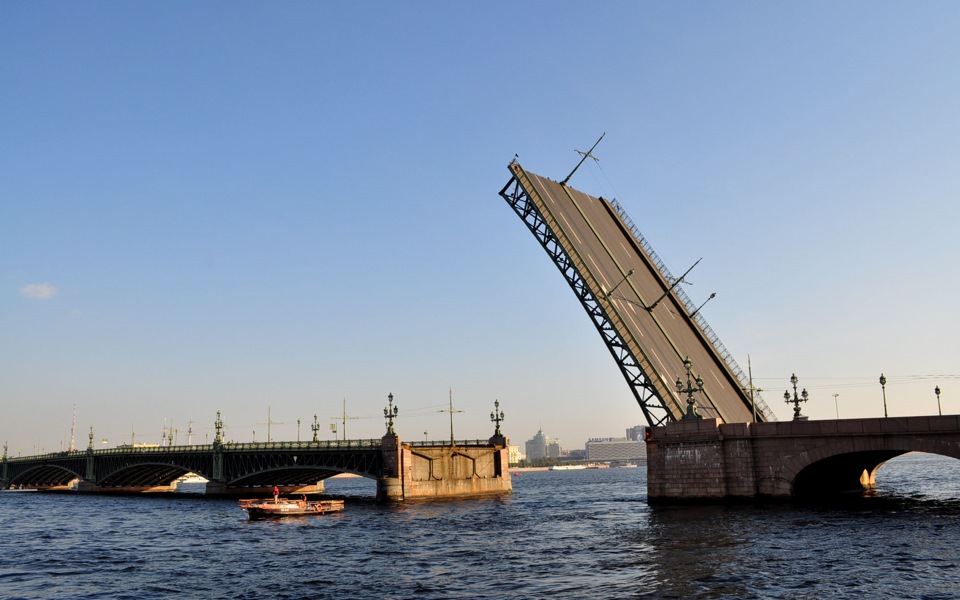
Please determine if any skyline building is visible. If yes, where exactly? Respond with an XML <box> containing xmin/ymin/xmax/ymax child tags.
<box><xmin>524</xmin><ymin>428</ymin><xmax>561</xmax><ymax>460</ymax></box>
<box><xmin>625</xmin><ymin>425</ymin><xmax>647</xmax><ymax>441</ymax></box>
<box><xmin>585</xmin><ymin>437</ymin><xmax>646</xmax><ymax>461</ymax></box>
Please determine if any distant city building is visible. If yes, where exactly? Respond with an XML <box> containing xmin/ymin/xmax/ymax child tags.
<box><xmin>625</xmin><ymin>425</ymin><xmax>647</xmax><ymax>442</ymax></box>
<box><xmin>585</xmin><ymin>437</ymin><xmax>646</xmax><ymax>461</ymax></box>
<box><xmin>566</xmin><ymin>448</ymin><xmax>586</xmax><ymax>461</ymax></box>
<box><xmin>546</xmin><ymin>440</ymin><xmax>562</xmax><ymax>458</ymax></box>
<box><xmin>525</xmin><ymin>428</ymin><xmax>562</xmax><ymax>461</ymax></box>
<box><xmin>508</xmin><ymin>445</ymin><xmax>523</xmax><ymax>465</ymax></box>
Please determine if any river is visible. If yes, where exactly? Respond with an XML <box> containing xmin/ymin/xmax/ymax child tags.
<box><xmin>2</xmin><ymin>453</ymin><xmax>959</xmax><ymax>599</ymax></box>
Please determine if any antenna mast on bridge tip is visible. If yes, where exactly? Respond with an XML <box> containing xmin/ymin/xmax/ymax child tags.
<box><xmin>561</xmin><ymin>132</ymin><xmax>605</xmax><ymax>186</ymax></box>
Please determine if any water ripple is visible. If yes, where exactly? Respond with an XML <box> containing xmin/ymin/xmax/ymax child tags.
<box><xmin>2</xmin><ymin>454</ymin><xmax>960</xmax><ymax>598</ymax></box>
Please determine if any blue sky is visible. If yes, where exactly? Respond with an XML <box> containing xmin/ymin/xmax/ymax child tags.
<box><xmin>3</xmin><ymin>2</ymin><xmax>959</xmax><ymax>455</ymax></box>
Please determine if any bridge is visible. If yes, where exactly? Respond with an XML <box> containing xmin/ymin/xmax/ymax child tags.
<box><xmin>500</xmin><ymin>161</ymin><xmax>774</xmax><ymax>427</ymax></box>
<box><xmin>498</xmin><ymin>159</ymin><xmax>960</xmax><ymax>499</ymax></box>
<box><xmin>1</xmin><ymin>417</ymin><xmax>512</xmax><ymax>502</ymax></box>
<box><xmin>647</xmin><ymin>415</ymin><xmax>960</xmax><ymax>499</ymax></box>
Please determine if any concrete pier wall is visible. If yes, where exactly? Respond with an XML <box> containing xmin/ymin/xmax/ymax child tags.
<box><xmin>377</xmin><ymin>434</ymin><xmax>512</xmax><ymax>501</ymax></box>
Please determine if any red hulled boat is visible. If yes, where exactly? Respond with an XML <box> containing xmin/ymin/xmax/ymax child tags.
<box><xmin>239</xmin><ymin>497</ymin><xmax>345</xmax><ymax>519</ymax></box>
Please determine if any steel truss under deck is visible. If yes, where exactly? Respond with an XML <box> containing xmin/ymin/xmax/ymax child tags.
<box><xmin>221</xmin><ymin>447</ymin><xmax>382</xmax><ymax>486</ymax></box>
<box><xmin>499</xmin><ymin>169</ymin><xmax>673</xmax><ymax>427</ymax></box>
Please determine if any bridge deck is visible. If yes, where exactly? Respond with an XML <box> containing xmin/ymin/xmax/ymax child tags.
<box><xmin>513</xmin><ymin>165</ymin><xmax>759</xmax><ymax>423</ymax></box>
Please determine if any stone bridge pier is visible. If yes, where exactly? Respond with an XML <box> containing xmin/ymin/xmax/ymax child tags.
<box><xmin>646</xmin><ymin>416</ymin><xmax>960</xmax><ymax>501</ymax></box>
<box><xmin>377</xmin><ymin>432</ymin><xmax>512</xmax><ymax>501</ymax></box>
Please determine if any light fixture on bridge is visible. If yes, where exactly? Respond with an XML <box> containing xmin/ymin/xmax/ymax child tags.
<box><xmin>646</xmin><ymin>258</ymin><xmax>702</xmax><ymax>312</ymax></box>
<box><xmin>935</xmin><ymin>386</ymin><xmax>942</xmax><ymax>416</ymax></box>
<box><xmin>214</xmin><ymin>411</ymin><xmax>224</xmax><ymax>447</ymax></box>
<box><xmin>675</xmin><ymin>357</ymin><xmax>704</xmax><ymax>420</ymax></box>
<box><xmin>560</xmin><ymin>132</ymin><xmax>605</xmax><ymax>187</ymax></box>
<box><xmin>384</xmin><ymin>393</ymin><xmax>399</xmax><ymax>435</ymax></box>
<box><xmin>490</xmin><ymin>399</ymin><xmax>505</xmax><ymax>436</ymax></box>
<box><xmin>784</xmin><ymin>373</ymin><xmax>809</xmax><ymax>421</ymax></box>
<box><xmin>604</xmin><ymin>269</ymin><xmax>634</xmax><ymax>299</ymax></box>
<box><xmin>689</xmin><ymin>292</ymin><xmax>716</xmax><ymax>318</ymax></box>
<box><xmin>879</xmin><ymin>373</ymin><xmax>888</xmax><ymax>418</ymax></box>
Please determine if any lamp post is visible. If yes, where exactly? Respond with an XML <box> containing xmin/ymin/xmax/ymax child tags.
<box><xmin>490</xmin><ymin>399</ymin><xmax>505</xmax><ymax>436</ymax></box>
<box><xmin>935</xmin><ymin>386</ymin><xmax>942</xmax><ymax>416</ymax></box>
<box><xmin>311</xmin><ymin>414</ymin><xmax>320</xmax><ymax>443</ymax></box>
<box><xmin>383</xmin><ymin>393</ymin><xmax>399</xmax><ymax>435</ymax></box>
<box><xmin>783</xmin><ymin>373</ymin><xmax>808</xmax><ymax>421</ymax></box>
<box><xmin>879</xmin><ymin>373</ymin><xmax>888</xmax><ymax>418</ymax></box>
<box><xmin>214</xmin><ymin>411</ymin><xmax>224</xmax><ymax>447</ymax></box>
<box><xmin>675</xmin><ymin>357</ymin><xmax>704</xmax><ymax>420</ymax></box>
<box><xmin>832</xmin><ymin>393</ymin><xmax>840</xmax><ymax>420</ymax></box>
<box><xmin>690</xmin><ymin>292</ymin><xmax>716</xmax><ymax>318</ymax></box>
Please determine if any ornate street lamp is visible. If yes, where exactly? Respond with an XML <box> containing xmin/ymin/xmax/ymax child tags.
<box><xmin>783</xmin><ymin>373</ymin><xmax>809</xmax><ymax>421</ymax></box>
<box><xmin>311</xmin><ymin>414</ymin><xmax>320</xmax><ymax>443</ymax></box>
<box><xmin>214</xmin><ymin>411</ymin><xmax>224</xmax><ymax>446</ymax></box>
<box><xmin>935</xmin><ymin>386</ymin><xmax>942</xmax><ymax>416</ymax></box>
<box><xmin>383</xmin><ymin>393</ymin><xmax>399</xmax><ymax>435</ymax></box>
<box><xmin>675</xmin><ymin>357</ymin><xmax>704</xmax><ymax>420</ymax></box>
<box><xmin>490</xmin><ymin>399</ymin><xmax>505</xmax><ymax>436</ymax></box>
<box><xmin>879</xmin><ymin>373</ymin><xmax>888</xmax><ymax>418</ymax></box>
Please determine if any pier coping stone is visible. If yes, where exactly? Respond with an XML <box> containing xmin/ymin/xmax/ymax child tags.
<box><xmin>719</xmin><ymin>423</ymin><xmax>749</xmax><ymax>437</ymax></box>
<box><xmin>752</xmin><ymin>422</ymin><xmax>779</xmax><ymax>436</ymax></box>
<box><xmin>879</xmin><ymin>417</ymin><xmax>910</xmax><ymax>433</ymax></box>
<box><xmin>656</xmin><ymin>418</ymin><xmax>722</xmax><ymax>440</ymax></box>
<box><xmin>837</xmin><ymin>419</ymin><xmax>867</xmax><ymax>434</ymax></box>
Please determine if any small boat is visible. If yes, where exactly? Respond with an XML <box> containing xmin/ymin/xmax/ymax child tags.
<box><xmin>239</xmin><ymin>497</ymin><xmax>345</xmax><ymax>519</ymax></box>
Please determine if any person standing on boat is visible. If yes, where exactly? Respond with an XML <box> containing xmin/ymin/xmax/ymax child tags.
<box><xmin>273</xmin><ymin>485</ymin><xmax>280</xmax><ymax>503</ymax></box>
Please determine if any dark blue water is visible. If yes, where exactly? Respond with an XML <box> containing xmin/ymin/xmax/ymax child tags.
<box><xmin>2</xmin><ymin>453</ymin><xmax>959</xmax><ymax>599</ymax></box>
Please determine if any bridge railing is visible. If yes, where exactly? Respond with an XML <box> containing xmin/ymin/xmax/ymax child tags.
<box><xmin>218</xmin><ymin>439</ymin><xmax>382</xmax><ymax>451</ymax></box>
<box><xmin>608</xmin><ymin>198</ymin><xmax>776</xmax><ymax>422</ymax></box>
<box><xmin>6</xmin><ymin>450</ymin><xmax>89</xmax><ymax>462</ymax></box>
<box><xmin>406</xmin><ymin>440</ymin><xmax>496</xmax><ymax>447</ymax></box>
<box><xmin>6</xmin><ymin>439</ymin><xmax>385</xmax><ymax>461</ymax></box>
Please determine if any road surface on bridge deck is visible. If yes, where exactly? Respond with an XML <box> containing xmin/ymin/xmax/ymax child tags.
<box><xmin>517</xmin><ymin>167</ymin><xmax>756</xmax><ymax>423</ymax></box>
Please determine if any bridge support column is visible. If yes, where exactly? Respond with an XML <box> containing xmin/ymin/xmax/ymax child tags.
<box><xmin>377</xmin><ymin>432</ymin><xmax>405</xmax><ymax>502</ymax></box>
<box><xmin>77</xmin><ymin>480</ymin><xmax>98</xmax><ymax>493</ymax></box>
<box><xmin>205</xmin><ymin>481</ymin><xmax>230</xmax><ymax>496</ymax></box>
<box><xmin>1</xmin><ymin>443</ymin><xmax>8</xmax><ymax>490</ymax></box>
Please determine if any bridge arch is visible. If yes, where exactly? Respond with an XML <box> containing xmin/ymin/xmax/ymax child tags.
<box><xmin>96</xmin><ymin>461</ymin><xmax>206</xmax><ymax>488</ymax></box>
<box><xmin>228</xmin><ymin>465</ymin><xmax>377</xmax><ymax>488</ymax></box>
<box><xmin>7</xmin><ymin>463</ymin><xmax>82</xmax><ymax>488</ymax></box>
<box><xmin>785</xmin><ymin>439</ymin><xmax>960</xmax><ymax>496</ymax></box>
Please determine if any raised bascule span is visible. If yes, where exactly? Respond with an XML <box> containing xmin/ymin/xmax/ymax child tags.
<box><xmin>500</xmin><ymin>158</ymin><xmax>960</xmax><ymax>501</ymax></box>
<box><xmin>499</xmin><ymin>160</ymin><xmax>775</xmax><ymax>427</ymax></box>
